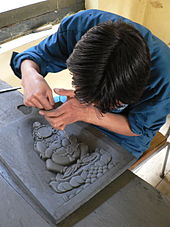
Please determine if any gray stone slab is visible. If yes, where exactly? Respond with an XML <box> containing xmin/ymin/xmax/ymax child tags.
<box><xmin>0</xmin><ymin>173</ymin><xmax>51</xmax><ymax>227</ymax></box>
<box><xmin>0</xmin><ymin>158</ymin><xmax>56</xmax><ymax>226</ymax></box>
<box><xmin>58</xmin><ymin>170</ymin><xmax>170</xmax><ymax>227</ymax></box>
<box><xmin>0</xmin><ymin>80</ymin><xmax>24</xmax><ymax>127</ymax></box>
<box><xmin>0</xmin><ymin>112</ymin><xmax>136</xmax><ymax>224</ymax></box>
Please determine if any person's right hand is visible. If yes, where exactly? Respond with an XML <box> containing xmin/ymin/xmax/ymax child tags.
<box><xmin>21</xmin><ymin>60</ymin><xmax>54</xmax><ymax>110</ymax></box>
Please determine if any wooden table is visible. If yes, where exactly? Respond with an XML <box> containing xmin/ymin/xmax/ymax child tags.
<box><xmin>0</xmin><ymin>80</ymin><xmax>170</xmax><ymax>227</ymax></box>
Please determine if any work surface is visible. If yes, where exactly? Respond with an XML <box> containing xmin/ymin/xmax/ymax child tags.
<box><xmin>0</xmin><ymin>80</ymin><xmax>170</xmax><ymax>227</ymax></box>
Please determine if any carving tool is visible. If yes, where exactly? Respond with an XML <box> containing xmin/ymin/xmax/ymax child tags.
<box><xmin>0</xmin><ymin>86</ymin><xmax>21</xmax><ymax>93</ymax></box>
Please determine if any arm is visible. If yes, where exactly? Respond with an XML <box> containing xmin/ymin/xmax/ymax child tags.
<box><xmin>11</xmin><ymin>10</ymin><xmax>121</xmax><ymax>78</ymax></box>
<box><xmin>21</xmin><ymin>60</ymin><xmax>54</xmax><ymax>110</ymax></box>
<box><xmin>10</xmin><ymin>17</ymin><xmax>75</xmax><ymax>109</ymax></box>
<box><xmin>10</xmin><ymin>27</ymin><xmax>68</xmax><ymax>109</ymax></box>
<box><xmin>10</xmin><ymin>14</ymin><xmax>84</xmax><ymax>109</ymax></box>
<box><xmin>39</xmin><ymin>89</ymin><xmax>138</xmax><ymax>136</ymax></box>
<box><xmin>86</xmin><ymin>109</ymin><xmax>139</xmax><ymax>136</ymax></box>
<box><xmin>10</xmin><ymin>28</ymin><xmax>69</xmax><ymax>78</ymax></box>
<box><xmin>10</xmin><ymin>12</ymin><xmax>86</xmax><ymax>79</ymax></box>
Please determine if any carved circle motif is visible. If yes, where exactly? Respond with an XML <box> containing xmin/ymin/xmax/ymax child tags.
<box><xmin>36</xmin><ymin>126</ymin><xmax>53</xmax><ymax>138</ymax></box>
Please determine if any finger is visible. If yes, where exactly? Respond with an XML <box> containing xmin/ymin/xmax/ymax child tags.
<box><xmin>59</xmin><ymin>124</ymin><xmax>65</xmax><ymax>130</ymax></box>
<box><xmin>54</xmin><ymin>124</ymin><xmax>65</xmax><ymax>130</ymax></box>
<box><xmin>30</xmin><ymin>98</ymin><xmax>44</xmax><ymax>109</ymax></box>
<box><xmin>44</xmin><ymin>116</ymin><xmax>64</xmax><ymax>129</ymax></box>
<box><xmin>24</xmin><ymin>97</ymin><xmax>37</xmax><ymax>107</ymax></box>
<box><xmin>54</xmin><ymin>88</ymin><xmax>75</xmax><ymax>98</ymax></box>
<box><xmin>39</xmin><ymin>107</ymin><xmax>64</xmax><ymax>117</ymax></box>
<box><xmin>38</xmin><ymin>96</ymin><xmax>54</xmax><ymax>110</ymax></box>
<box><xmin>47</xmin><ymin>91</ymin><xmax>55</xmax><ymax>106</ymax></box>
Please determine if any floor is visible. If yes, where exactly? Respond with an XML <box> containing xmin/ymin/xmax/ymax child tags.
<box><xmin>132</xmin><ymin>144</ymin><xmax>170</xmax><ymax>200</ymax></box>
<box><xmin>0</xmin><ymin>27</ymin><xmax>170</xmax><ymax>202</ymax></box>
<box><xmin>132</xmin><ymin>117</ymin><xmax>170</xmax><ymax>200</ymax></box>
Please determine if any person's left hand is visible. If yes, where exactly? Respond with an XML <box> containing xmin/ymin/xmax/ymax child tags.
<box><xmin>39</xmin><ymin>88</ymin><xmax>95</xmax><ymax>130</ymax></box>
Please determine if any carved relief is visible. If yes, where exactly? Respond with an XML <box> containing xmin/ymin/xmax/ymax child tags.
<box><xmin>32</xmin><ymin>122</ymin><xmax>115</xmax><ymax>201</ymax></box>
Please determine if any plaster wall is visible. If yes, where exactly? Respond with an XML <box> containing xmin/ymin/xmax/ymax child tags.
<box><xmin>143</xmin><ymin>0</ymin><xmax>170</xmax><ymax>45</ymax></box>
<box><xmin>85</xmin><ymin>0</ymin><xmax>98</xmax><ymax>9</ymax></box>
<box><xmin>85</xmin><ymin>0</ymin><xmax>170</xmax><ymax>45</ymax></box>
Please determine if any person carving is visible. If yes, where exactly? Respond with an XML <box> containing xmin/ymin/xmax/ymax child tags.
<box><xmin>10</xmin><ymin>9</ymin><xmax>170</xmax><ymax>159</ymax></box>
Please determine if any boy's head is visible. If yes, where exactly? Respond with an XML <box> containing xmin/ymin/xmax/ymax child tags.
<box><xmin>67</xmin><ymin>20</ymin><xmax>151</xmax><ymax>113</ymax></box>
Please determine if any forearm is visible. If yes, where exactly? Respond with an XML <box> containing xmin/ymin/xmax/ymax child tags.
<box><xmin>20</xmin><ymin>59</ymin><xmax>54</xmax><ymax>110</ymax></box>
<box><xmin>21</xmin><ymin>59</ymin><xmax>40</xmax><ymax>73</ymax></box>
<box><xmin>86</xmin><ymin>108</ymin><xmax>139</xmax><ymax>136</ymax></box>
<box><xmin>21</xmin><ymin>60</ymin><xmax>43</xmax><ymax>85</ymax></box>
<box><xmin>38</xmin><ymin>95</ymin><xmax>140</xmax><ymax>134</ymax></box>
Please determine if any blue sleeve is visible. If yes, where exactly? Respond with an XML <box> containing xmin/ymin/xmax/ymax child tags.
<box><xmin>10</xmin><ymin>28</ymin><xmax>69</xmax><ymax>78</ymax></box>
<box><xmin>128</xmin><ymin>37</ymin><xmax>170</xmax><ymax>137</ymax></box>
<box><xmin>10</xmin><ymin>9</ymin><xmax>126</xmax><ymax>79</ymax></box>
<box><xmin>10</xmin><ymin>13</ymin><xmax>86</xmax><ymax>78</ymax></box>
<box><xmin>128</xmin><ymin>98</ymin><xmax>170</xmax><ymax>137</ymax></box>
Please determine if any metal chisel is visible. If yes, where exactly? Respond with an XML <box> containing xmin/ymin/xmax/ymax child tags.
<box><xmin>0</xmin><ymin>87</ymin><xmax>21</xmax><ymax>93</ymax></box>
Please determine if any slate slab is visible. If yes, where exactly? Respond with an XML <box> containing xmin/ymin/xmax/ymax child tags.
<box><xmin>0</xmin><ymin>174</ymin><xmax>51</xmax><ymax>227</ymax></box>
<box><xmin>0</xmin><ymin>80</ymin><xmax>24</xmax><ymax>127</ymax></box>
<box><xmin>59</xmin><ymin>170</ymin><xmax>170</xmax><ymax>227</ymax></box>
<box><xmin>0</xmin><ymin>111</ymin><xmax>136</xmax><ymax>224</ymax></box>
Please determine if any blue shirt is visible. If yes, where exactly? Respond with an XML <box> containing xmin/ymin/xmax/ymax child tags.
<box><xmin>10</xmin><ymin>9</ymin><xmax>170</xmax><ymax>159</ymax></box>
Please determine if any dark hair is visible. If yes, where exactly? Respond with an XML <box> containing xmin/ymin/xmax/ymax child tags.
<box><xmin>67</xmin><ymin>20</ymin><xmax>151</xmax><ymax>113</ymax></box>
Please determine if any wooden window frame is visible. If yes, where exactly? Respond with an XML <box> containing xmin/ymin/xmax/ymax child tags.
<box><xmin>0</xmin><ymin>0</ymin><xmax>58</xmax><ymax>29</ymax></box>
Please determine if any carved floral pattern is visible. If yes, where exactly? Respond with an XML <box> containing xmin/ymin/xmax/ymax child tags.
<box><xmin>32</xmin><ymin>122</ymin><xmax>115</xmax><ymax>201</ymax></box>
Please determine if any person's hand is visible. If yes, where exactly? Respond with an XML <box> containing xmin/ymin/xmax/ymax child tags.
<box><xmin>22</xmin><ymin>73</ymin><xmax>54</xmax><ymax>110</ymax></box>
<box><xmin>53</xmin><ymin>88</ymin><xmax>75</xmax><ymax>99</ymax></box>
<box><xmin>39</xmin><ymin>88</ymin><xmax>100</xmax><ymax>130</ymax></box>
<box><xmin>21</xmin><ymin>60</ymin><xmax>54</xmax><ymax>110</ymax></box>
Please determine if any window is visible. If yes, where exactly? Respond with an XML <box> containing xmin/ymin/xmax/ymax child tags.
<box><xmin>0</xmin><ymin>0</ymin><xmax>46</xmax><ymax>13</ymax></box>
<box><xmin>0</xmin><ymin>0</ymin><xmax>57</xmax><ymax>29</ymax></box>
<box><xmin>0</xmin><ymin>0</ymin><xmax>84</xmax><ymax>44</ymax></box>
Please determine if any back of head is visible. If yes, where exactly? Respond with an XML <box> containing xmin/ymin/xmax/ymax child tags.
<box><xmin>67</xmin><ymin>20</ymin><xmax>151</xmax><ymax>113</ymax></box>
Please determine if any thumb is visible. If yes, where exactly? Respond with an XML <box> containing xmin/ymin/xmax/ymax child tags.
<box><xmin>54</xmin><ymin>88</ymin><xmax>75</xmax><ymax>98</ymax></box>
